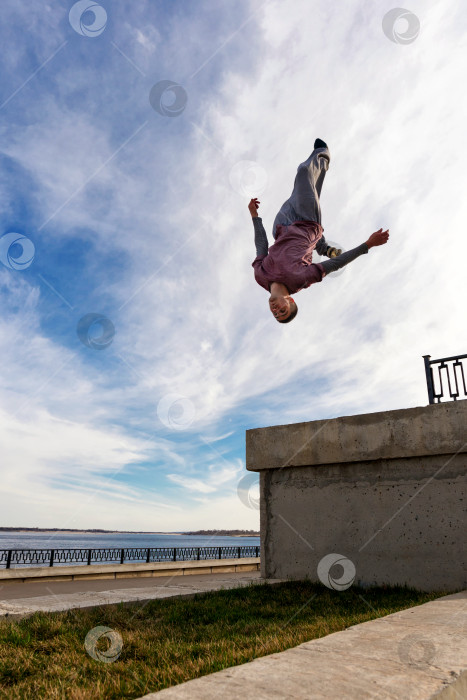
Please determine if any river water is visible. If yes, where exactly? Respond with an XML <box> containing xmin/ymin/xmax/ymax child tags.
<box><xmin>0</xmin><ymin>532</ymin><xmax>260</xmax><ymax>567</ymax></box>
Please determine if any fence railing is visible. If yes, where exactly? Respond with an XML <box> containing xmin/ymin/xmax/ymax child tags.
<box><xmin>0</xmin><ymin>545</ymin><xmax>260</xmax><ymax>570</ymax></box>
<box><xmin>423</xmin><ymin>353</ymin><xmax>467</xmax><ymax>404</ymax></box>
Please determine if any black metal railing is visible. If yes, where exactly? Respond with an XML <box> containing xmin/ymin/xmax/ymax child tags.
<box><xmin>0</xmin><ymin>545</ymin><xmax>260</xmax><ymax>569</ymax></box>
<box><xmin>423</xmin><ymin>353</ymin><xmax>467</xmax><ymax>404</ymax></box>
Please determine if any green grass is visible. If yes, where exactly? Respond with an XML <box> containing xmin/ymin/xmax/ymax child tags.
<box><xmin>0</xmin><ymin>581</ymin><xmax>448</xmax><ymax>699</ymax></box>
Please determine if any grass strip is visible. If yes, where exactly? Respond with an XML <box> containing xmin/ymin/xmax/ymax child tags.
<box><xmin>0</xmin><ymin>580</ymin><xmax>448</xmax><ymax>699</ymax></box>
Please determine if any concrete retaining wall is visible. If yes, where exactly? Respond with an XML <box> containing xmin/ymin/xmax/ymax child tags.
<box><xmin>246</xmin><ymin>401</ymin><xmax>467</xmax><ymax>591</ymax></box>
<box><xmin>0</xmin><ymin>558</ymin><xmax>260</xmax><ymax>584</ymax></box>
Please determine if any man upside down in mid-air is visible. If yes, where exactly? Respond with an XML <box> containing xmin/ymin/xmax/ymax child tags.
<box><xmin>250</xmin><ymin>138</ymin><xmax>389</xmax><ymax>323</ymax></box>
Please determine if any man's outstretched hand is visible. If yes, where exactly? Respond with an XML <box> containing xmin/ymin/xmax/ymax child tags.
<box><xmin>248</xmin><ymin>198</ymin><xmax>260</xmax><ymax>218</ymax></box>
<box><xmin>366</xmin><ymin>228</ymin><xmax>389</xmax><ymax>248</ymax></box>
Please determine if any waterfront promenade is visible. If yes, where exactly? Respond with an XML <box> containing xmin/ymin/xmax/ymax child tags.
<box><xmin>0</xmin><ymin>569</ymin><xmax>270</xmax><ymax>618</ymax></box>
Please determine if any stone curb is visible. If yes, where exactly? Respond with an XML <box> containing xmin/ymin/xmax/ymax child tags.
<box><xmin>137</xmin><ymin>590</ymin><xmax>467</xmax><ymax>700</ymax></box>
<box><xmin>0</xmin><ymin>557</ymin><xmax>260</xmax><ymax>584</ymax></box>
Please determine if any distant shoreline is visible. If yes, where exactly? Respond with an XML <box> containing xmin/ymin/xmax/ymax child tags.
<box><xmin>0</xmin><ymin>532</ymin><xmax>186</xmax><ymax>536</ymax></box>
<box><xmin>0</xmin><ymin>528</ymin><xmax>260</xmax><ymax>537</ymax></box>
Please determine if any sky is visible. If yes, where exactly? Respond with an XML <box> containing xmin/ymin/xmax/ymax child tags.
<box><xmin>0</xmin><ymin>0</ymin><xmax>466</xmax><ymax>532</ymax></box>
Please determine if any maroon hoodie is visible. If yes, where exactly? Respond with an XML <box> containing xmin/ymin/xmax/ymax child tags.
<box><xmin>252</xmin><ymin>218</ymin><xmax>325</xmax><ymax>294</ymax></box>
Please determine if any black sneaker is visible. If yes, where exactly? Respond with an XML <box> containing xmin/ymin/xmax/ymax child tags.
<box><xmin>314</xmin><ymin>138</ymin><xmax>328</xmax><ymax>149</ymax></box>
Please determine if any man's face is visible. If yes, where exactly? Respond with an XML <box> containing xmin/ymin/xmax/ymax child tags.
<box><xmin>269</xmin><ymin>293</ymin><xmax>295</xmax><ymax>321</ymax></box>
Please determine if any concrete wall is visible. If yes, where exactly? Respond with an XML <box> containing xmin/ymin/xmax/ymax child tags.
<box><xmin>0</xmin><ymin>558</ymin><xmax>260</xmax><ymax>584</ymax></box>
<box><xmin>246</xmin><ymin>401</ymin><xmax>467</xmax><ymax>591</ymax></box>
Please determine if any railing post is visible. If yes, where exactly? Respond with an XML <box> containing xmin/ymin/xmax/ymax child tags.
<box><xmin>423</xmin><ymin>355</ymin><xmax>435</xmax><ymax>404</ymax></box>
<box><xmin>218</xmin><ymin>547</ymin><xmax>222</xmax><ymax>560</ymax></box>
<box><xmin>238</xmin><ymin>546</ymin><xmax>241</xmax><ymax>558</ymax></box>
<box><xmin>87</xmin><ymin>549</ymin><xmax>92</xmax><ymax>565</ymax></box>
<box><xmin>197</xmin><ymin>548</ymin><xmax>200</xmax><ymax>561</ymax></box>
<box><xmin>173</xmin><ymin>548</ymin><xmax>177</xmax><ymax>562</ymax></box>
<box><xmin>146</xmin><ymin>548</ymin><xmax>150</xmax><ymax>563</ymax></box>
<box><xmin>120</xmin><ymin>548</ymin><xmax>125</xmax><ymax>564</ymax></box>
<box><xmin>6</xmin><ymin>550</ymin><xmax>12</xmax><ymax>569</ymax></box>
<box><xmin>49</xmin><ymin>550</ymin><xmax>55</xmax><ymax>567</ymax></box>
<box><xmin>256</xmin><ymin>546</ymin><xmax>259</xmax><ymax>557</ymax></box>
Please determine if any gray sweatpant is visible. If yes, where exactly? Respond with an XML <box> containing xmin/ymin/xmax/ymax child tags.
<box><xmin>272</xmin><ymin>145</ymin><xmax>330</xmax><ymax>239</ymax></box>
<box><xmin>272</xmin><ymin>145</ymin><xmax>369</xmax><ymax>274</ymax></box>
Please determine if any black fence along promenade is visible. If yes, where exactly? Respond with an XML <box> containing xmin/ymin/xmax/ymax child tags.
<box><xmin>423</xmin><ymin>353</ymin><xmax>467</xmax><ymax>404</ymax></box>
<box><xmin>0</xmin><ymin>545</ymin><xmax>260</xmax><ymax>570</ymax></box>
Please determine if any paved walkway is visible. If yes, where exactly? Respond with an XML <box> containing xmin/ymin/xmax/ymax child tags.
<box><xmin>0</xmin><ymin>571</ymin><xmax>274</xmax><ymax>619</ymax></box>
<box><xmin>138</xmin><ymin>590</ymin><xmax>467</xmax><ymax>700</ymax></box>
<box><xmin>2</xmin><ymin>576</ymin><xmax>466</xmax><ymax>698</ymax></box>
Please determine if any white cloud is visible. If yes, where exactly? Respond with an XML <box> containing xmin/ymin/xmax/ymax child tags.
<box><xmin>166</xmin><ymin>475</ymin><xmax>217</xmax><ymax>494</ymax></box>
<box><xmin>201</xmin><ymin>430</ymin><xmax>235</xmax><ymax>443</ymax></box>
<box><xmin>0</xmin><ymin>0</ymin><xmax>465</xmax><ymax>529</ymax></box>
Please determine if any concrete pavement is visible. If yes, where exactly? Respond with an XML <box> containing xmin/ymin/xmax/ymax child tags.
<box><xmin>0</xmin><ymin>570</ymin><xmax>278</xmax><ymax>619</ymax></box>
<box><xmin>138</xmin><ymin>590</ymin><xmax>467</xmax><ymax>700</ymax></box>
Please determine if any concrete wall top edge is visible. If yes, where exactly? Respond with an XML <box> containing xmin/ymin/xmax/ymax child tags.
<box><xmin>0</xmin><ymin>558</ymin><xmax>261</xmax><ymax>581</ymax></box>
<box><xmin>246</xmin><ymin>401</ymin><xmax>467</xmax><ymax>471</ymax></box>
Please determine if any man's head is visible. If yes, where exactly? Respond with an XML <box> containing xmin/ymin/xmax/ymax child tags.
<box><xmin>269</xmin><ymin>292</ymin><xmax>298</xmax><ymax>323</ymax></box>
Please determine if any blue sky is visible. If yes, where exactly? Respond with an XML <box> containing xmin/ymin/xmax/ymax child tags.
<box><xmin>1</xmin><ymin>0</ymin><xmax>466</xmax><ymax>531</ymax></box>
